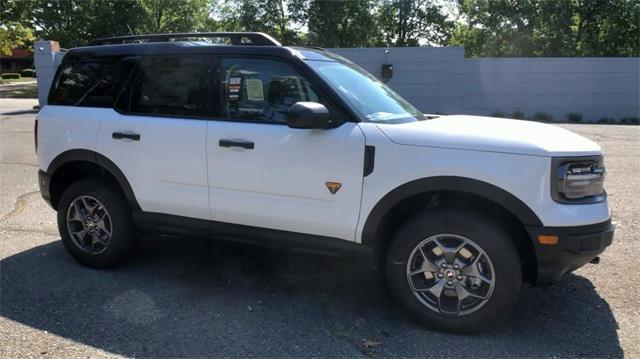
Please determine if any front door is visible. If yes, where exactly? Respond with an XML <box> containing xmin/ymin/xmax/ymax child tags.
<box><xmin>206</xmin><ymin>57</ymin><xmax>365</xmax><ymax>241</ymax></box>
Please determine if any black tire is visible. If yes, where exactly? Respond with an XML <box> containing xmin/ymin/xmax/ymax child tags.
<box><xmin>57</xmin><ymin>177</ymin><xmax>135</xmax><ymax>268</ymax></box>
<box><xmin>385</xmin><ymin>206</ymin><xmax>521</xmax><ymax>333</ymax></box>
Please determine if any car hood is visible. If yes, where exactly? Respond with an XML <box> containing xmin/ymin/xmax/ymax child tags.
<box><xmin>376</xmin><ymin>115</ymin><xmax>602</xmax><ymax>157</ymax></box>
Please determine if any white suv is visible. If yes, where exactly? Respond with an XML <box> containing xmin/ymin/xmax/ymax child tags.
<box><xmin>36</xmin><ymin>33</ymin><xmax>614</xmax><ymax>333</ymax></box>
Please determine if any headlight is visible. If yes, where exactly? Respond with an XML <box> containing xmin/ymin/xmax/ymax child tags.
<box><xmin>551</xmin><ymin>156</ymin><xmax>606</xmax><ymax>204</ymax></box>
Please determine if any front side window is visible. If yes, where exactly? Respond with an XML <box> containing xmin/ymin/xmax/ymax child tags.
<box><xmin>219</xmin><ymin>58</ymin><xmax>320</xmax><ymax>124</ymax></box>
<box><xmin>49</xmin><ymin>57</ymin><xmax>135</xmax><ymax>108</ymax></box>
<box><xmin>307</xmin><ymin>60</ymin><xmax>422</xmax><ymax>123</ymax></box>
<box><xmin>128</xmin><ymin>56</ymin><xmax>208</xmax><ymax>117</ymax></box>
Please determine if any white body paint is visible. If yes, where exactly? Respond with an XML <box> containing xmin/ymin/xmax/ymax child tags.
<box><xmin>38</xmin><ymin>104</ymin><xmax>611</xmax><ymax>244</ymax></box>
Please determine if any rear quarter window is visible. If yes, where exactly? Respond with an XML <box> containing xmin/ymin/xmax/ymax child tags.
<box><xmin>48</xmin><ymin>57</ymin><xmax>137</xmax><ymax>108</ymax></box>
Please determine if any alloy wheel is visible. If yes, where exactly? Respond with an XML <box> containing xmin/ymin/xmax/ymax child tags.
<box><xmin>66</xmin><ymin>195</ymin><xmax>113</xmax><ymax>255</ymax></box>
<box><xmin>406</xmin><ymin>234</ymin><xmax>496</xmax><ymax>316</ymax></box>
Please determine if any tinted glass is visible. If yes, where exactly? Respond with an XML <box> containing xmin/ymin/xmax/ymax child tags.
<box><xmin>49</xmin><ymin>58</ymin><xmax>135</xmax><ymax>107</ymax></box>
<box><xmin>307</xmin><ymin>60</ymin><xmax>422</xmax><ymax>123</ymax></box>
<box><xmin>128</xmin><ymin>56</ymin><xmax>209</xmax><ymax>117</ymax></box>
<box><xmin>219</xmin><ymin>58</ymin><xmax>319</xmax><ymax>124</ymax></box>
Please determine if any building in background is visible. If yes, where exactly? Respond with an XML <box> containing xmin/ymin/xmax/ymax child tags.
<box><xmin>0</xmin><ymin>48</ymin><xmax>33</xmax><ymax>74</ymax></box>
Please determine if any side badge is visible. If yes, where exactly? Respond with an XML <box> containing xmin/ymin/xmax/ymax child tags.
<box><xmin>325</xmin><ymin>181</ymin><xmax>342</xmax><ymax>195</ymax></box>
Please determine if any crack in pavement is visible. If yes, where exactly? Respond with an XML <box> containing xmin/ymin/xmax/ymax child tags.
<box><xmin>0</xmin><ymin>190</ymin><xmax>41</xmax><ymax>223</ymax></box>
<box><xmin>0</xmin><ymin>162</ymin><xmax>39</xmax><ymax>168</ymax></box>
<box><xmin>0</xmin><ymin>226</ymin><xmax>58</xmax><ymax>236</ymax></box>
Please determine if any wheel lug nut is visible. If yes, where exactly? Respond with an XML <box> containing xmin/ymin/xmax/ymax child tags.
<box><xmin>441</xmin><ymin>263</ymin><xmax>447</xmax><ymax>268</ymax></box>
<box><xmin>437</xmin><ymin>273</ymin><xmax>443</xmax><ymax>278</ymax></box>
<box><xmin>453</xmin><ymin>264</ymin><xmax>459</xmax><ymax>269</ymax></box>
<box><xmin>457</xmin><ymin>275</ymin><xmax>463</xmax><ymax>280</ymax></box>
<box><xmin>446</xmin><ymin>281</ymin><xmax>453</xmax><ymax>286</ymax></box>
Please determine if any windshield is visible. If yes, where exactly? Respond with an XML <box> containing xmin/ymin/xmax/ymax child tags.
<box><xmin>307</xmin><ymin>60</ymin><xmax>423</xmax><ymax>123</ymax></box>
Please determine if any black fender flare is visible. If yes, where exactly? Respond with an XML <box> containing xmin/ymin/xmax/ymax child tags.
<box><xmin>47</xmin><ymin>149</ymin><xmax>140</xmax><ymax>211</ymax></box>
<box><xmin>361</xmin><ymin>176</ymin><xmax>543</xmax><ymax>246</ymax></box>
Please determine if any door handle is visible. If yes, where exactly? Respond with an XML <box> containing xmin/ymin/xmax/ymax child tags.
<box><xmin>112</xmin><ymin>132</ymin><xmax>141</xmax><ymax>141</ymax></box>
<box><xmin>219</xmin><ymin>139</ymin><xmax>254</xmax><ymax>150</ymax></box>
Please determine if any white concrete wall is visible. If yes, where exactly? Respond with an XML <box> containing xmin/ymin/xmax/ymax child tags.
<box><xmin>34</xmin><ymin>41</ymin><xmax>65</xmax><ymax>107</ymax></box>
<box><xmin>330</xmin><ymin>47</ymin><xmax>640</xmax><ymax>121</ymax></box>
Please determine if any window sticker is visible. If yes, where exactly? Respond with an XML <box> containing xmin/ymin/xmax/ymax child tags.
<box><xmin>228</xmin><ymin>77</ymin><xmax>241</xmax><ymax>100</ymax></box>
<box><xmin>245</xmin><ymin>79</ymin><xmax>264</xmax><ymax>101</ymax></box>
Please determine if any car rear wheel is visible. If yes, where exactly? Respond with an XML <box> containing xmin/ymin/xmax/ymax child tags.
<box><xmin>385</xmin><ymin>206</ymin><xmax>521</xmax><ymax>333</ymax></box>
<box><xmin>57</xmin><ymin>178</ymin><xmax>135</xmax><ymax>268</ymax></box>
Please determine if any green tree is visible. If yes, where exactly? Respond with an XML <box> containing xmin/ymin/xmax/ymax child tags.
<box><xmin>213</xmin><ymin>0</ymin><xmax>302</xmax><ymax>44</ymax></box>
<box><xmin>0</xmin><ymin>22</ymin><xmax>35</xmax><ymax>55</ymax></box>
<box><xmin>2</xmin><ymin>0</ymin><xmax>212</xmax><ymax>48</ymax></box>
<box><xmin>290</xmin><ymin>0</ymin><xmax>381</xmax><ymax>47</ymax></box>
<box><xmin>450</xmin><ymin>0</ymin><xmax>640</xmax><ymax>57</ymax></box>
<box><xmin>377</xmin><ymin>0</ymin><xmax>453</xmax><ymax>46</ymax></box>
<box><xmin>140</xmin><ymin>0</ymin><xmax>211</xmax><ymax>33</ymax></box>
<box><xmin>574</xmin><ymin>0</ymin><xmax>640</xmax><ymax>56</ymax></box>
<box><xmin>28</xmin><ymin>0</ymin><xmax>148</xmax><ymax>47</ymax></box>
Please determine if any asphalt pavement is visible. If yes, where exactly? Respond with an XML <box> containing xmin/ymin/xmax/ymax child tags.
<box><xmin>1</xmin><ymin>98</ymin><xmax>638</xmax><ymax>358</ymax></box>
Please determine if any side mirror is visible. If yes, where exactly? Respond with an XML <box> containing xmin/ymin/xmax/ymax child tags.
<box><xmin>287</xmin><ymin>102</ymin><xmax>333</xmax><ymax>129</ymax></box>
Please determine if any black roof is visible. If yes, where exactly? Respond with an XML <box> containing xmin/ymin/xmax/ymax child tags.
<box><xmin>88</xmin><ymin>32</ymin><xmax>281</xmax><ymax>46</ymax></box>
<box><xmin>63</xmin><ymin>42</ymin><xmax>350</xmax><ymax>64</ymax></box>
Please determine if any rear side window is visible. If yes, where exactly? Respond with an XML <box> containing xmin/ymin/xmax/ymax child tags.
<box><xmin>49</xmin><ymin>58</ymin><xmax>136</xmax><ymax>107</ymax></box>
<box><xmin>125</xmin><ymin>56</ymin><xmax>209</xmax><ymax>117</ymax></box>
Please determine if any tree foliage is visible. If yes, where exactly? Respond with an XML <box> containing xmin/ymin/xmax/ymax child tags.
<box><xmin>1</xmin><ymin>0</ymin><xmax>211</xmax><ymax>48</ymax></box>
<box><xmin>378</xmin><ymin>0</ymin><xmax>453</xmax><ymax>46</ymax></box>
<box><xmin>213</xmin><ymin>0</ymin><xmax>301</xmax><ymax>44</ymax></box>
<box><xmin>0</xmin><ymin>22</ymin><xmax>34</xmax><ymax>56</ymax></box>
<box><xmin>1</xmin><ymin>0</ymin><xmax>638</xmax><ymax>57</ymax></box>
<box><xmin>289</xmin><ymin>0</ymin><xmax>380</xmax><ymax>47</ymax></box>
<box><xmin>450</xmin><ymin>0</ymin><xmax>640</xmax><ymax>57</ymax></box>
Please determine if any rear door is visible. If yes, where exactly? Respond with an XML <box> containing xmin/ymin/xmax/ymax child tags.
<box><xmin>206</xmin><ymin>57</ymin><xmax>366</xmax><ymax>241</ymax></box>
<box><xmin>96</xmin><ymin>55</ymin><xmax>211</xmax><ymax>220</ymax></box>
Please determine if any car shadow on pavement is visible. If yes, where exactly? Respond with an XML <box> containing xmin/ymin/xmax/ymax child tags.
<box><xmin>1</xmin><ymin>235</ymin><xmax>622</xmax><ymax>358</ymax></box>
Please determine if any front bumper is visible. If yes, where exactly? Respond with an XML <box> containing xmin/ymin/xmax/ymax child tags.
<box><xmin>526</xmin><ymin>219</ymin><xmax>614</xmax><ymax>286</ymax></box>
<box><xmin>38</xmin><ymin>169</ymin><xmax>53</xmax><ymax>208</ymax></box>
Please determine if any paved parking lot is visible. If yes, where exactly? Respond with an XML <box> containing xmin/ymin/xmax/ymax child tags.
<box><xmin>1</xmin><ymin>99</ymin><xmax>638</xmax><ymax>358</ymax></box>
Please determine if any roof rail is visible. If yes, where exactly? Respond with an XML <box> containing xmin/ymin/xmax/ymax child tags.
<box><xmin>87</xmin><ymin>32</ymin><xmax>281</xmax><ymax>46</ymax></box>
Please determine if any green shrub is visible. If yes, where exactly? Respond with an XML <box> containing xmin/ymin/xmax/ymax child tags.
<box><xmin>20</xmin><ymin>69</ymin><xmax>36</xmax><ymax>78</ymax></box>
<box><xmin>511</xmin><ymin>110</ymin><xmax>526</xmax><ymax>119</ymax></box>
<box><xmin>490</xmin><ymin>111</ymin><xmax>507</xmax><ymax>118</ymax></box>
<box><xmin>621</xmin><ymin>116</ymin><xmax>640</xmax><ymax>125</ymax></box>
<box><xmin>566</xmin><ymin>112</ymin><xmax>583</xmax><ymax>122</ymax></box>
<box><xmin>532</xmin><ymin>112</ymin><xmax>553</xmax><ymax>122</ymax></box>
<box><xmin>597</xmin><ymin>117</ymin><xmax>614</xmax><ymax>124</ymax></box>
<box><xmin>1</xmin><ymin>73</ymin><xmax>21</xmax><ymax>80</ymax></box>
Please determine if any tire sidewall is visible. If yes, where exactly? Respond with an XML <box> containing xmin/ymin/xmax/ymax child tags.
<box><xmin>386</xmin><ymin>207</ymin><xmax>522</xmax><ymax>333</ymax></box>
<box><xmin>57</xmin><ymin>178</ymin><xmax>135</xmax><ymax>268</ymax></box>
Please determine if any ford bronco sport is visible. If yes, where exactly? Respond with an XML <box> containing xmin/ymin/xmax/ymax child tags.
<box><xmin>36</xmin><ymin>32</ymin><xmax>614</xmax><ymax>333</ymax></box>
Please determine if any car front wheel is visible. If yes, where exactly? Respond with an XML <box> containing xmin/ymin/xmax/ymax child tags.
<box><xmin>385</xmin><ymin>206</ymin><xmax>522</xmax><ymax>333</ymax></box>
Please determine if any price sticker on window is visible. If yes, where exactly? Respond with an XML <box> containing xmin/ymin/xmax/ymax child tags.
<box><xmin>245</xmin><ymin>79</ymin><xmax>264</xmax><ymax>102</ymax></box>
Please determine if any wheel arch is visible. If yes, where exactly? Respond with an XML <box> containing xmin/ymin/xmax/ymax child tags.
<box><xmin>47</xmin><ymin>149</ymin><xmax>140</xmax><ymax>211</ymax></box>
<box><xmin>362</xmin><ymin>176</ymin><xmax>542</xmax><ymax>283</ymax></box>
